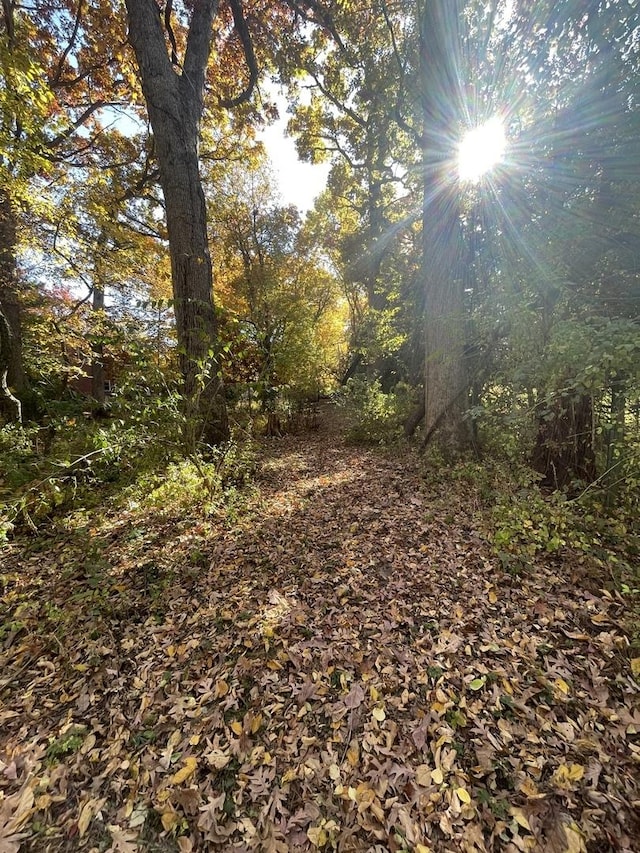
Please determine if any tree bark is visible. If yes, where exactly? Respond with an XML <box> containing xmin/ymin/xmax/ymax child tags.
<box><xmin>125</xmin><ymin>0</ymin><xmax>229</xmax><ymax>451</ymax></box>
<box><xmin>91</xmin><ymin>281</ymin><xmax>106</xmax><ymax>408</ymax></box>
<box><xmin>0</xmin><ymin>193</ymin><xmax>27</xmax><ymax>410</ymax></box>
<box><xmin>531</xmin><ymin>391</ymin><xmax>596</xmax><ymax>491</ymax></box>
<box><xmin>419</xmin><ymin>0</ymin><xmax>469</xmax><ymax>451</ymax></box>
<box><xmin>0</xmin><ymin>302</ymin><xmax>21</xmax><ymax>423</ymax></box>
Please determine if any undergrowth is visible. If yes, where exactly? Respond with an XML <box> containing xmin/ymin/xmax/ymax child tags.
<box><xmin>335</xmin><ymin>378</ymin><xmax>415</xmax><ymax>445</ymax></box>
<box><xmin>0</xmin><ymin>380</ymin><xmax>258</xmax><ymax>540</ymax></box>
<box><xmin>422</xmin><ymin>453</ymin><xmax>640</xmax><ymax>647</ymax></box>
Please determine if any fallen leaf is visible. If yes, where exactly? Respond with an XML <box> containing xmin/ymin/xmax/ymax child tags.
<box><xmin>510</xmin><ymin>807</ymin><xmax>531</xmax><ymax>831</ymax></box>
<box><xmin>160</xmin><ymin>808</ymin><xmax>180</xmax><ymax>832</ymax></box>
<box><xmin>415</xmin><ymin>764</ymin><xmax>432</xmax><ymax>786</ymax></box>
<box><xmin>171</xmin><ymin>756</ymin><xmax>198</xmax><ymax>785</ymax></box>
<box><xmin>205</xmin><ymin>750</ymin><xmax>230</xmax><ymax>770</ymax></box>
<box><xmin>456</xmin><ymin>787</ymin><xmax>471</xmax><ymax>804</ymax></box>
<box><xmin>431</xmin><ymin>768</ymin><xmax>444</xmax><ymax>785</ymax></box>
<box><xmin>307</xmin><ymin>825</ymin><xmax>328</xmax><ymax>847</ymax></box>
<box><xmin>77</xmin><ymin>801</ymin><xmax>94</xmax><ymax>837</ymax></box>
<box><xmin>344</xmin><ymin>683</ymin><xmax>365</xmax><ymax>709</ymax></box>
<box><xmin>563</xmin><ymin>821</ymin><xmax>587</xmax><ymax>853</ymax></box>
<box><xmin>552</xmin><ymin>763</ymin><xmax>584</xmax><ymax>788</ymax></box>
<box><xmin>346</xmin><ymin>739</ymin><xmax>359</xmax><ymax>767</ymax></box>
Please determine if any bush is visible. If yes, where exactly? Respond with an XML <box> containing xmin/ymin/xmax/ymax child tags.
<box><xmin>336</xmin><ymin>378</ymin><xmax>415</xmax><ymax>445</ymax></box>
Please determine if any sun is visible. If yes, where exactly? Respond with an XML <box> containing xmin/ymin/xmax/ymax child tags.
<box><xmin>458</xmin><ymin>118</ymin><xmax>506</xmax><ymax>182</ymax></box>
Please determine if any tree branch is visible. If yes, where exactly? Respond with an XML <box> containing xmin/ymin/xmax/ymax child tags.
<box><xmin>217</xmin><ymin>0</ymin><xmax>258</xmax><ymax>109</ymax></box>
<box><xmin>51</xmin><ymin>0</ymin><xmax>84</xmax><ymax>86</ymax></box>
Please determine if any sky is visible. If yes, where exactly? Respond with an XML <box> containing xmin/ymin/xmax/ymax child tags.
<box><xmin>258</xmin><ymin>107</ymin><xmax>330</xmax><ymax>214</ymax></box>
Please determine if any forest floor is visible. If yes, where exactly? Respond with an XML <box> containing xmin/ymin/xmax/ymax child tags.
<box><xmin>1</xmin><ymin>404</ymin><xmax>639</xmax><ymax>853</ymax></box>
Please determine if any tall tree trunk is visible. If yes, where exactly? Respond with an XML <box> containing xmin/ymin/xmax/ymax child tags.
<box><xmin>125</xmin><ymin>0</ymin><xmax>229</xmax><ymax>451</ymax></box>
<box><xmin>0</xmin><ymin>303</ymin><xmax>21</xmax><ymax>423</ymax></box>
<box><xmin>91</xmin><ymin>281</ymin><xmax>106</xmax><ymax>408</ymax></box>
<box><xmin>419</xmin><ymin>0</ymin><xmax>469</xmax><ymax>451</ymax></box>
<box><xmin>0</xmin><ymin>193</ymin><xmax>26</xmax><ymax>409</ymax></box>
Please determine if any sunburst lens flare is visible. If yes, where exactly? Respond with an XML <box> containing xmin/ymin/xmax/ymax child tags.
<box><xmin>458</xmin><ymin>118</ymin><xmax>506</xmax><ymax>182</ymax></box>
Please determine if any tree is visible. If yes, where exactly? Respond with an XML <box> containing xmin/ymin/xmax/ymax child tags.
<box><xmin>209</xmin><ymin>159</ymin><xmax>345</xmax><ymax>418</ymax></box>
<box><xmin>286</xmin><ymin>4</ymin><xmax>419</xmax><ymax>386</ymax></box>
<box><xmin>123</xmin><ymin>0</ymin><xmax>230</xmax><ymax>450</ymax></box>
<box><xmin>417</xmin><ymin>0</ymin><xmax>470</xmax><ymax>449</ymax></box>
<box><xmin>0</xmin><ymin>0</ymin><xmax>138</xmax><ymax>421</ymax></box>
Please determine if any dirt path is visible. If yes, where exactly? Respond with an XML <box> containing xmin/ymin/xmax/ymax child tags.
<box><xmin>1</xmin><ymin>408</ymin><xmax>638</xmax><ymax>852</ymax></box>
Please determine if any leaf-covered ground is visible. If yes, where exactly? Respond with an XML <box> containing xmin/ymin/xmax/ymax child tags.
<box><xmin>1</xmin><ymin>409</ymin><xmax>639</xmax><ymax>853</ymax></box>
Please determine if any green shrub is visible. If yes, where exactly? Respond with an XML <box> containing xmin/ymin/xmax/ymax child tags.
<box><xmin>336</xmin><ymin>378</ymin><xmax>414</xmax><ymax>445</ymax></box>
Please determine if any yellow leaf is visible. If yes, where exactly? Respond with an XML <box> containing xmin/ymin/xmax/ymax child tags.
<box><xmin>519</xmin><ymin>777</ymin><xmax>542</xmax><ymax>798</ymax></box>
<box><xmin>171</xmin><ymin>756</ymin><xmax>197</xmax><ymax>785</ymax></box>
<box><xmin>355</xmin><ymin>782</ymin><xmax>375</xmax><ymax>812</ymax></box>
<box><xmin>554</xmin><ymin>678</ymin><xmax>570</xmax><ymax>695</ymax></box>
<box><xmin>431</xmin><ymin>768</ymin><xmax>444</xmax><ymax>785</ymax></box>
<box><xmin>329</xmin><ymin>763</ymin><xmax>341</xmax><ymax>781</ymax></box>
<box><xmin>214</xmin><ymin>679</ymin><xmax>229</xmax><ymax>698</ymax></box>
<box><xmin>250</xmin><ymin>713</ymin><xmax>263</xmax><ymax>733</ymax></box>
<box><xmin>456</xmin><ymin>787</ymin><xmax>471</xmax><ymax>804</ymax></box>
<box><xmin>510</xmin><ymin>807</ymin><xmax>531</xmax><ymax>831</ymax></box>
<box><xmin>553</xmin><ymin>763</ymin><xmax>584</xmax><ymax>786</ymax></box>
<box><xmin>563</xmin><ymin>822</ymin><xmax>587</xmax><ymax>853</ymax></box>
<box><xmin>189</xmin><ymin>735</ymin><xmax>201</xmax><ymax>746</ymax></box>
<box><xmin>78</xmin><ymin>801</ymin><xmax>94</xmax><ymax>837</ymax></box>
<box><xmin>281</xmin><ymin>769</ymin><xmax>297</xmax><ymax>784</ymax></box>
<box><xmin>488</xmin><ymin>589</ymin><xmax>498</xmax><ymax>604</ymax></box>
<box><xmin>372</xmin><ymin>705</ymin><xmax>386</xmax><ymax>722</ymax></box>
<box><xmin>307</xmin><ymin>825</ymin><xmax>328</xmax><ymax>847</ymax></box>
<box><xmin>161</xmin><ymin>808</ymin><xmax>180</xmax><ymax>832</ymax></box>
<box><xmin>370</xmin><ymin>686</ymin><xmax>379</xmax><ymax>701</ymax></box>
<box><xmin>416</xmin><ymin>846</ymin><xmax>432</xmax><ymax>853</ymax></box>
<box><xmin>346</xmin><ymin>739</ymin><xmax>359</xmax><ymax>767</ymax></box>
<box><xmin>230</xmin><ymin>721</ymin><xmax>243</xmax><ymax>736</ymax></box>
<box><xmin>631</xmin><ymin>657</ymin><xmax>640</xmax><ymax>677</ymax></box>
<box><xmin>167</xmin><ymin>645</ymin><xmax>176</xmax><ymax>658</ymax></box>
<box><xmin>415</xmin><ymin>764</ymin><xmax>432</xmax><ymax>786</ymax></box>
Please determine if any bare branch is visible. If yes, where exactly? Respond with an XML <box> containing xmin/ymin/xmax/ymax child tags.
<box><xmin>51</xmin><ymin>0</ymin><xmax>84</xmax><ymax>86</ymax></box>
<box><xmin>218</xmin><ymin>0</ymin><xmax>258</xmax><ymax>109</ymax></box>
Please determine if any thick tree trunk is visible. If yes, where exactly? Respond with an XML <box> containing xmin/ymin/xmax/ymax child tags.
<box><xmin>0</xmin><ymin>303</ymin><xmax>21</xmax><ymax>423</ymax></box>
<box><xmin>125</xmin><ymin>0</ymin><xmax>229</xmax><ymax>451</ymax></box>
<box><xmin>531</xmin><ymin>392</ymin><xmax>597</xmax><ymax>490</ymax></box>
<box><xmin>0</xmin><ymin>193</ymin><xmax>26</xmax><ymax>406</ymax></box>
<box><xmin>419</xmin><ymin>0</ymin><xmax>469</xmax><ymax>451</ymax></box>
